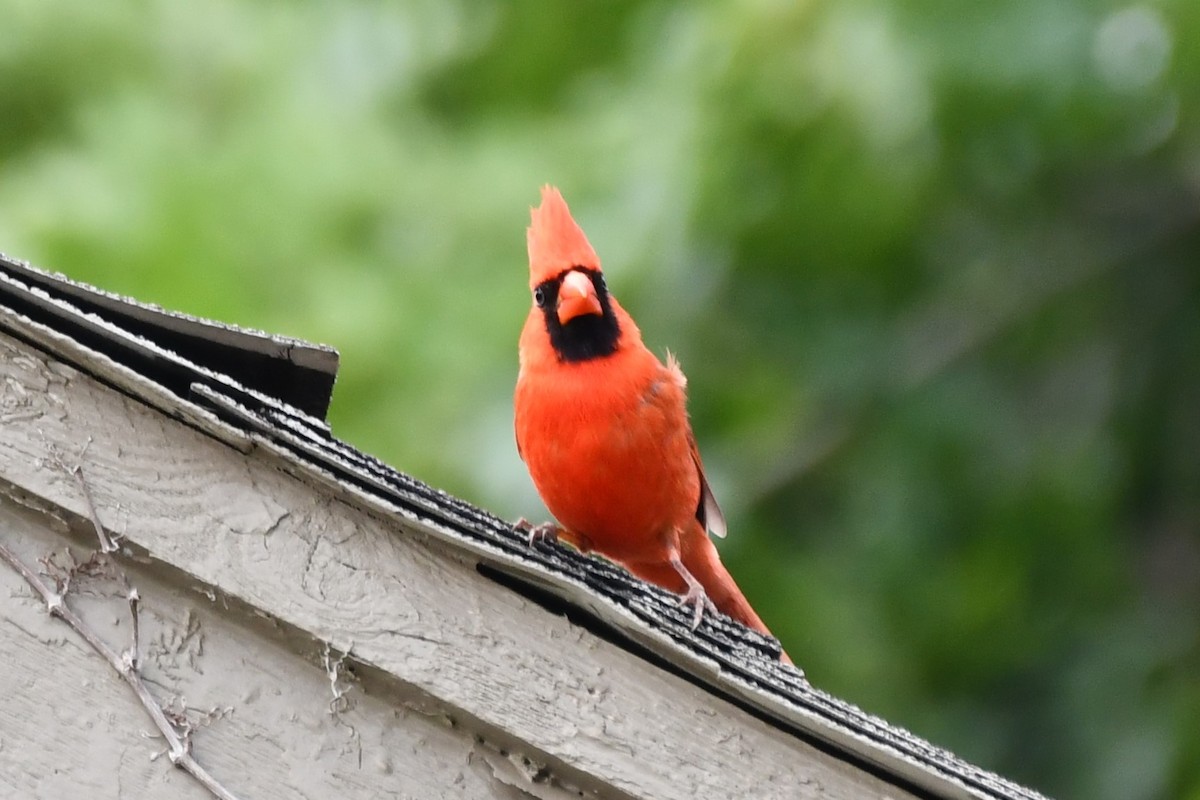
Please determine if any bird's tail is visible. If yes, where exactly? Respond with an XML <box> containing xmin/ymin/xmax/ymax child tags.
<box><xmin>685</xmin><ymin>532</ymin><xmax>792</xmax><ymax>664</ymax></box>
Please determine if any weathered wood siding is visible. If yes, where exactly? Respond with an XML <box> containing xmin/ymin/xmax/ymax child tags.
<box><xmin>0</xmin><ymin>497</ymin><xmax>526</xmax><ymax>799</ymax></box>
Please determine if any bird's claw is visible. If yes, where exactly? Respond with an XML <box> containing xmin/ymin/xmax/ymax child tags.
<box><xmin>678</xmin><ymin>584</ymin><xmax>718</xmax><ymax>631</ymax></box>
<box><xmin>515</xmin><ymin>517</ymin><xmax>560</xmax><ymax>547</ymax></box>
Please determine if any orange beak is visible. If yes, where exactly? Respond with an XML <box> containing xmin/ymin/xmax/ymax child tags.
<box><xmin>557</xmin><ymin>270</ymin><xmax>603</xmax><ymax>324</ymax></box>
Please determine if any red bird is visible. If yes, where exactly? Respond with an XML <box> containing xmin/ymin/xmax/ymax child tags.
<box><xmin>514</xmin><ymin>186</ymin><xmax>789</xmax><ymax>662</ymax></box>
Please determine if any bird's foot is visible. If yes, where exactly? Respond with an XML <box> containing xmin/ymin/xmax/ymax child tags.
<box><xmin>668</xmin><ymin>554</ymin><xmax>718</xmax><ymax>630</ymax></box>
<box><xmin>677</xmin><ymin>582</ymin><xmax>719</xmax><ymax>631</ymax></box>
<box><xmin>515</xmin><ymin>518</ymin><xmax>560</xmax><ymax>547</ymax></box>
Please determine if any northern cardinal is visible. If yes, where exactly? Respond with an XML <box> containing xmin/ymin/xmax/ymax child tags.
<box><xmin>514</xmin><ymin>186</ymin><xmax>789</xmax><ymax>662</ymax></box>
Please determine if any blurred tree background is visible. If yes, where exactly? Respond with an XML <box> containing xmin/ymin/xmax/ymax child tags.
<box><xmin>2</xmin><ymin>1</ymin><xmax>1197</xmax><ymax>797</ymax></box>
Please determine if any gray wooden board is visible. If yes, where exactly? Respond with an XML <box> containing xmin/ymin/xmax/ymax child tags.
<box><xmin>0</xmin><ymin>328</ymin><xmax>923</xmax><ymax>800</ymax></box>
<box><xmin>0</xmin><ymin>496</ymin><xmax>557</xmax><ymax>800</ymax></box>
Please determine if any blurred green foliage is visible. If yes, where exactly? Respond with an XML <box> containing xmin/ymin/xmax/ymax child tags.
<box><xmin>2</xmin><ymin>1</ymin><xmax>1197</xmax><ymax>797</ymax></box>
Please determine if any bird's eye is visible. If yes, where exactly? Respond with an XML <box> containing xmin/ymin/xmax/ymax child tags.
<box><xmin>533</xmin><ymin>286</ymin><xmax>547</xmax><ymax>308</ymax></box>
<box><xmin>595</xmin><ymin>274</ymin><xmax>607</xmax><ymax>292</ymax></box>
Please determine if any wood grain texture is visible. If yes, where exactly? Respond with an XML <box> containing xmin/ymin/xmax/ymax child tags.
<box><xmin>0</xmin><ymin>497</ymin><xmax>535</xmax><ymax>800</ymax></box>
<box><xmin>0</xmin><ymin>329</ymin><xmax>922</xmax><ymax>800</ymax></box>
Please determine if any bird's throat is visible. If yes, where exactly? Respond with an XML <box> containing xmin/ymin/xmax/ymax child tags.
<box><xmin>538</xmin><ymin>270</ymin><xmax>621</xmax><ymax>363</ymax></box>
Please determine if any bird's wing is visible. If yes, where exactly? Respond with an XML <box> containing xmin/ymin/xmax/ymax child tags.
<box><xmin>664</xmin><ymin>349</ymin><xmax>727</xmax><ymax>539</ymax></box>
<box><xmin>690</xmin><ymin>434</ymin><xmax>727</xmax><ymax>538</ymax></box>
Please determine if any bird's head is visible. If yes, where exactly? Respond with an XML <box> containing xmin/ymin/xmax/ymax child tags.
<box><xmin>526</xmin><ymin>186</ymin><xmax>623</xmax><ymax>362</ymax></box>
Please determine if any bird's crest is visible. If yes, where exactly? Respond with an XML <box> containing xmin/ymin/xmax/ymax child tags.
<box><xmin>527</xmin><ymin>186</ymin><xmax>600</xmax><ymax>289</ymax></box>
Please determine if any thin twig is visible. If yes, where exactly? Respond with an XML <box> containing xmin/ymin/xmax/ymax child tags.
<box><xmin>158</xmin><ymin>696</ymin><xmax>233</xmax><ymax>758</ymax></box>
<box><xmin>126</xmin><ymin>584</ymin><xmax>141</xmax><ymax>672</ymax></box>
<box><xmin>38</xmin><ymin>434</ymin><xmax>115</xmax><ymax>554</ymax></box>
<box><xmin>69</xmin><ymin>464</ymin><xmax>116</xmax><ymax>554</ymax></box>
<box><xmin>0</xmin><ymin>541</ymin><xmax>242</xmax><ymax>800</ymax></box>
<box><xmin>22</xmin><ymin>438</ymin><xmax>239</xmax><ymax>796</ymax></box>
